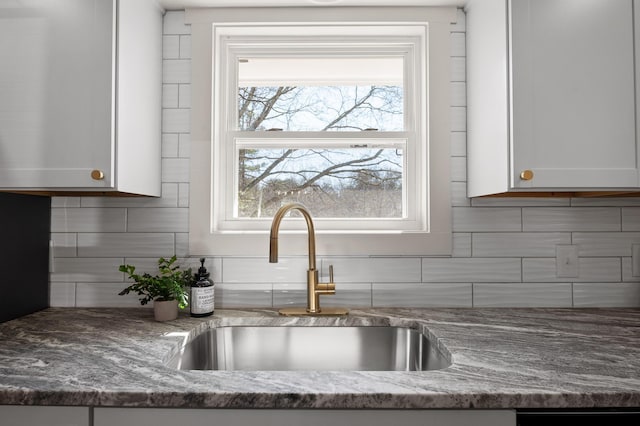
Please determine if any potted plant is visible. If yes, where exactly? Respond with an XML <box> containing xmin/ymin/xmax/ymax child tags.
<box><xmin>118</xmin><ymin>255</ymin><xmax>192</xmax><ymax>321</ymax></box>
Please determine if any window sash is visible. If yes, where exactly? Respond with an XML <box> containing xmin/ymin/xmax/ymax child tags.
<box><xmin>216</xmin><ymin>135</ymin><xmax>422</xmax><ymax>231</ymax></box>
<box><xmin>228</xmin><ymin>134</ymin><xmax>413</xmax><ymax>228</ymax></box>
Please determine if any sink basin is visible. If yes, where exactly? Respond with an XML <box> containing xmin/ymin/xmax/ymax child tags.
<box><xmin>168</xmin><ymin>326</ymin><xmax>450</xmax><ymax>371</ymax></box>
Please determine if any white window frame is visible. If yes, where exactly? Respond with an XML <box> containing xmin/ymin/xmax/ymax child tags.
<box><xmin>186</xmin><ymin>7</ymin><xmax>454</xmax><ymax>257</ymax></box>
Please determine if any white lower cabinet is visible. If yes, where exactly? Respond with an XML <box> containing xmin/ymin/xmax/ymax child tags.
<box><xmin>0</xmin><ymin>405</ymin><xmax>517</xmax><ymax>426</ymax></box>
<box><xmin>93</xmin><ymin>408</ymin><xmax>516</xmax><ymax>426</ymax></box>
<box><xmin>0</xmin><ymin>405</ymin><xmax>89</xmax><ymax>426</ymax></box>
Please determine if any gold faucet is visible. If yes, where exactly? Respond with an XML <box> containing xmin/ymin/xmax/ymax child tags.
<box><xmin>269</xmin><ymin>203</ymin><xmax>348</xmax><ymax>316</ymax></box>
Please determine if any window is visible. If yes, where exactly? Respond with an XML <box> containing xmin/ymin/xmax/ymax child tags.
<box><xmin>187</xmin><ymin>7</ymin><xmax>455</xmax><ymax>256</ymax></box>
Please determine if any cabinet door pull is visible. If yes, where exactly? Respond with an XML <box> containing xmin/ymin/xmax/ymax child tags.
<box><xmin>519</xmin><ymin>170</ymin><xmax>534</xmax><ymax>181</ymax></box>
<box><xmin>91</xmin><ymin>170</ymin><xmax>105</xmax><ymax>181</ymax></box>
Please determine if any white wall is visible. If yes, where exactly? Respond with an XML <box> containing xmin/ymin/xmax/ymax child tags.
<box><xmin>49</xmin><ymin>9</ymin><xmax>640</xmax><ymax>309</ymax></box>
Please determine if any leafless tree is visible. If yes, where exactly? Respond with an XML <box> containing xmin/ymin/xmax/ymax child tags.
<box><xmin>237</xmin><ymin>85</ymin><xmax>403</xmax><ymax>218</ymax></box>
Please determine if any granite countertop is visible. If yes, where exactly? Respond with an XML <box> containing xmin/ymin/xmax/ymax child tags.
<box><xmin>0</xmin><ymin>307</ymin><xmax>639</xmax><ymax>409</ymax></box>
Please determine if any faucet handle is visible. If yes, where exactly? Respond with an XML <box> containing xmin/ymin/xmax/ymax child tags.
<box><xmin>329</xmin><ymin>264</ymin><xmax>334</xmax><ymax>283</ymax></box>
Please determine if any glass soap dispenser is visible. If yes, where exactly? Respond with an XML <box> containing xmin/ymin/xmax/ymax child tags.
<box><xmin>190</xmin><ymin>257</ymin><xmax>214</xmax><ymax>317</ymax></box>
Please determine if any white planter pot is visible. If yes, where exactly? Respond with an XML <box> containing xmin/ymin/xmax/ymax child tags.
<box><xmin>153</xmin><ymin>299</ymin><xmax>178</xmax><ymax>321</ymax></box>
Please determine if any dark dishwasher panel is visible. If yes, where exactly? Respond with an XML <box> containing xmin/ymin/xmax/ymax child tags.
<box><xmin>517</xmin><ymin>410</ymin><xmax>640</xmax><ymax>426</ymax></box>
<box><xmin>0</xmin><ymin>192</ymin><xmax>50</xmax><ymax>323</ymax></box>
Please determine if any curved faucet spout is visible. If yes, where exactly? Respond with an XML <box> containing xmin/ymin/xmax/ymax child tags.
<box><xmin>269</xmin><ymin>203</ymin><xmax>316</xmax><ymax>271</ymax></box>
<box><xmin>269</xmin><ymin>203</ymin><xmax>345</xmax><ymax>315</ymax></box>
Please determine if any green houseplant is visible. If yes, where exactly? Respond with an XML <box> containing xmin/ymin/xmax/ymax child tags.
<box><xmin>118</xmin><ymin>256</ymin><xmax>192</xmax><ymax>321</ymax></box>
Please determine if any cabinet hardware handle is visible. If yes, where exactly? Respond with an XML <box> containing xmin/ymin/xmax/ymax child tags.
<box><xmin>520</xmin><ymin>170</ymin><xmax>534</xmax><ymax>181</ymax></box>
<box><xmin>91</xmin><ymin>170</ymin><xmax>105</xmax><ymax>180</ymax></box>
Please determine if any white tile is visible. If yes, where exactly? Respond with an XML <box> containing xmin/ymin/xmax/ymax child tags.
<box><xmin>622</xmin><ymin>258</ymin><xmax>640</xmax><ymax>282</ymax></box>
<box><xmin>450</xmin><ymin>82</ymin><xmax>466</xmax><ymax>107</ymax></box>
<box><xmin>522</xmin><ymin>207</ymin><xmax>621</xmax><ymax>232</ymax></box>
<box><xmin>51</xmin><ymin>197</ymin><xmax>81</xmax><ymax>208</ymax></box>
<box><xmin>322</xmin><ymin>283</ymin><xmax>372</xmax><ymax>308</ymax></box>
<box><xmin>80</xmin><ymin>184</ymin><xmax>179</xmax><ymax>208</ymax></box>
<box><xmin>78</xmin><ymin>233</ymin><xmax>175</xmax><ymax>257</ymax></box>
<box><xmin>450</xmin><ymin>106</ymin><xmax>466</xmax><ymax>132</ymax></box>
<box><xmin>573</xmin><ymin>282</ymin><xmax>640</xmax><ymax>307</ymax></box>
<box><xmin>523</xmin><ymin>257</ymin><xmax>621</xmax><ymax>282</ymax></box>
<box><xmin>450</xmin><ymin>156</ymin><xmax>467</xmax><ymax>182</ymax></box>
<box><xmin>178</xmin><ymin>84</ymin><xmax>191</xmax><ymax>108</ymax></box>
<box><xmin>161</xmin><ymin>158</ymin><xmax>190</xmax><ymax>183</ymax></box>
<box><xmin>622</xmin><ymin>207</ymin><xmax>640</xmax><ymax>231</ymax></box>
<box><xmin>127</xmin><ymin>208</ymin><xmax>188</xmax><ymax>232</ymax></box>
<box><xmin>450</xmin><ymin>131</ymin><xmax>466</xmax><ymax>156</ymax></box>
<box><xmin>162</xmin><ymin>108</ymin><xmax>190</xmax><ymax>133</ymax></box>
<box><xmin>473</xmin><ymin>233</ymin><xmax>571</xmax><ymax>257</ymax></box>
<box><xmin>175</xmin><ymin>233</ymin><xmax>190</xmax><ymax>257</ymax></box>
<box><xmin>49</xmin><ymin>282</ymin><xmax>76</xmax><ymax>307</ymax></box>
<box><xmin>453</xmin><ymin>207</ymin><xmax>522</xmax><ymax>232</ymax></box>
<box><xmin>51</xmin><ymin>258</ymin><xmax>124</xmax><ymax>282</ymax></box>
<box><xmin>76</xmin><ymin>282</ymin><xmax>149</xmax><ymax>308</ymax></box>
<box><xmin>223</xmin><ymin>257</ymin><xmax>308</xmax><ymax>283</ymax></box>
<box><xmin>451</xmin><ymin>232</ymin><xmax>471</xmax><ymax>257</ymax></box>
<box><xmin>272</xmin><ymin>283</ymin><xmax>371</xmax><ymax>309</ymax></box>
<box><xmin>162</xmin><ymin>84</ymin><xmax>179</xmax><ymax>109</ymax></box>
<box><xmin>178</xmin><ymin>133</ymin><xmax>191</xmax><ymax>158</ymax></box>
<box><xmin>162</xmin><ymin>133</ymin><xmax>179</xmax><ymax>157</ymax></box>
<box><xmin>450</xmin><ymin>32</ymin><xmax>466</xmax><ymax>57</ymax></box>
<box><xmin>211</xmin><ymin>257</ymin><xmax>223</xmax><ymax>283</ymax></box>
<box><xmin>372</xmin><ymin>283</ymin><xmax>472</xmax><ymax>307</ymax></box>
<box><xmin>178</xmin><ymin>183</ymin><xmax>189</xmax><ymax>207</ymax></box>
<box><xmin>216</xmin><ymin>283</ymin><xmax>272</xmax><ymax>308</ymax></box>
<box><xmin>51</xmin><ymin>233</ymin><xmax>77</xmax><ymax>258</ymax></box>
<box><xmin>451</xmin><ymin>182</ymin><xmax>470</xmax><ymax>207</ymax></box>
<box><xmin>120</xmin><ymin>257</ymin><xmax>164</xmax><ymax>278</ymax></box>
<box><xmin>450</xmin><ymin>57</ymin><xmax>466</xmax><ymax>82</ymax></box>
<box><xmin>273</xmin><ymin>283</ymin><xmax>306</xmax><ymax>307</ymax></box>
<box><xmin>162</xmin><ymin>35</ymin><xmax>180</xmax><ymax>59</ymax></box>
<box><xmin>51</xmin><ymin>208</ymin><xmax>126</xmax><ymax>233</ymax></box>
<box><xmin>163</xmin><ymin>59</ymin><xmax>191</xmax><ymax>84</ymax></box>
<box><xmin>320</xmin><ymin>257</ymin><xmax>421</xmax><ymax>283</ymax></box>
<box><xmin>163</xmin><ymin>11</ymin><xmax>191</xmax><ymax>35</ymax></box>
<box><xmin>422</xmin><ymin>258</ymin><xmax>521</xmax><ymax>282</ymax></box>
<box><xmin>179</xmin><ymin>35</ymin><xmax>192</xmax><ymax>59</ymax></box>
<box><xmin>473</xmin><ymin>283</ymin><xmax>573</xmax><ymax>307</ymax></box>
<box><xmin>472</xmin><ymin>197</ymin><xmax>570</xmax><ymax>207</ymax></box>
<box><xmin>572</xmin><ymin>197</ymin><xmax>640</xmax><ymax>207</ymax></box>
<box><xmin>573</xmin><ymin>232</ymin><xmax>640</xmax><ymax>256</ymax></box>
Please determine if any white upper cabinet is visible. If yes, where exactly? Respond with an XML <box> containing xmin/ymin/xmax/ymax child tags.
<box><xmin>0</xmin><ymin>0</ymin><xmax>162</xmax><ymax>196</ymax></box>
<box><xmin>466</xmin><ymin>0</ymin><xmax>639</xmax><ymax>196</ymax></box>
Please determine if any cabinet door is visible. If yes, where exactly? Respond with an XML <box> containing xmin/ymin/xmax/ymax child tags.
<box><xmin>0</xmin><ymin>405</ymin><xmax>89</xmax><ymax>426</ymax></box>
<box><xmin>94</xmin><ymin>408</ymin><xmax>516</xmax><ymax>426</ymax></box>
<box><xmin>0</xmin><ymin>0</ymin><xmax>114</xmax><ymax>190</ymax></box>
<box><xmin>510</xmin><ymin>0</ymin><xmax>638</xmax><ymax>189</ymax></box>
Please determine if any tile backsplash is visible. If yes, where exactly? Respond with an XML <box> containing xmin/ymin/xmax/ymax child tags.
<box><xmin>49</xmin><ymin>10</ymin><xmax>640</xmax><ymax>309</ymax></box>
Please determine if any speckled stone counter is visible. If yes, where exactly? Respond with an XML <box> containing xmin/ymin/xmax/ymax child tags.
<box><xmin>0</xmin><ymin>308</ymin><xmax>638</xmax><ymax>409</ymax></box>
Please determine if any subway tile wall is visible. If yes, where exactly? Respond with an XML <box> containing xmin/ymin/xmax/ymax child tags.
<box><xmin>49</xmin><ymin>9</ymin><xmax>640</xmax><ymax>309</ymax></box>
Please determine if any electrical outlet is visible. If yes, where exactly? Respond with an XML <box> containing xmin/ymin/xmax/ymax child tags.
<box><xmin>556</xmin><ymin>245</ymin><xmax>578</xmax><ymax>278</ymax></box>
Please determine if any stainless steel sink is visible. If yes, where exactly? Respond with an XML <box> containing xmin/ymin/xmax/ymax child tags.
<box><xmin>168</xmin><ymin>326</ymin><xmax>450</xmax><ymax>371</ymax></box>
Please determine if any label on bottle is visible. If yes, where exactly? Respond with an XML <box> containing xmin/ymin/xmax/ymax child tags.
<box><xmin>191</xmin><ymin>286</ymin><xmax>214</xmax><ymax>315</ymax></box>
